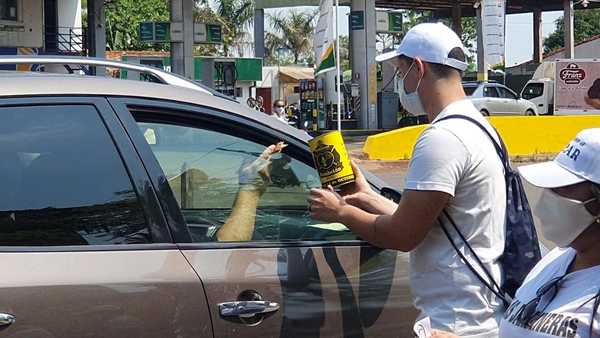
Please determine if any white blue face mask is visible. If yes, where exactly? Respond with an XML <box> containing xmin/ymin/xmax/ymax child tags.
<box><xmin>398</xmin><ymin>61</ymin><xmax>426</xmax><ymax>116</ymax></box>
<box><xmin>533</xmin><ymin>188</ymin><xmax>600</xmax><ymax>248</ymax></box>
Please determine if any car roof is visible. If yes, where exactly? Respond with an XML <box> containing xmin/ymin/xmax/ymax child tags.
<box><xmin>462</xmin><ymin>81</ymin><xmax>500</xmax><ymax>86</ymax></box>
<box><xmin>0</xmin><ymin>72</ymin><xmax>311</xmax><ymax>143</ymax></box>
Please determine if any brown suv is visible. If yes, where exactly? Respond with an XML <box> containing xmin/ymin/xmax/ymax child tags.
<box><xmin>0</xmin><ymin>57</ymin><xmax>416</xmax><ymax>337</ymax></box>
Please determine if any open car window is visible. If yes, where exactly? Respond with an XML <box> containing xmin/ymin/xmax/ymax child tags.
<box><xmin>135</xmin><ymin>119</ymin><xmax>358</xmax><ymax>243</ymax></box>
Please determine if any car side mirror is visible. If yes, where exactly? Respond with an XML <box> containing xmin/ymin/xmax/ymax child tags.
<box><xmin>380</xmin><ymin>187</ymin><xmax>402</xmax><ymax>203</ymax></box>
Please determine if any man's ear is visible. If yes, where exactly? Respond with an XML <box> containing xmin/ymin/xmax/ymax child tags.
<box><xmin>414</xmin><ymin>58</ymin><xmax>430</xmax><ymax>79</ymax></box>
<box><xmin>414</xmin><ymin>58</ymin><xmax>426</xmax><ymax>78</ymax></box>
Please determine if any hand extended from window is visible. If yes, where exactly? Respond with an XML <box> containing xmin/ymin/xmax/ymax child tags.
<box><xmin>217</xmin><ymin>142</ymin><xmax>287</xmax><ymax>242</ymax></box>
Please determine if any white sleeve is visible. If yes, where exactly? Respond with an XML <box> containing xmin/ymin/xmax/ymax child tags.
<box><xmin>404</xmin><ymin>126</ymin><xmax>470</xmax><ymax>197</ymax></box>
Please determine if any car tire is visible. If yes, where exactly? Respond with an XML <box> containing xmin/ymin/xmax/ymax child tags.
<box><xmin>480</xmin><ymin>109</ymin><xmax>490</xmax><ymax>116</ymax></box>
<box><xmin>525</xmin><ymin>109</ymin><xmax>536</xmax><ymax>116</ymax></box>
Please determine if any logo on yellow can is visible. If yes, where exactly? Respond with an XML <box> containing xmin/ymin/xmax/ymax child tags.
<box><xmin>309</xmin><ymin>131</ymin><xmax>355</xmax><ymax>188</ymax></box>
<box><xmin>314</xmin><ymin>141</ymin><xmax>342</xmax><ymax>176</ymax></box>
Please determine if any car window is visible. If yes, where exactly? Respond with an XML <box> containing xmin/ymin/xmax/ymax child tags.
<box><xmin>483</xmin><ymin>86</ymin><xmax>499</xmax><ymax>98</ymax></box>
<box><xmin>498</xmin><ymin>87</ymin><xmax>518</xmax><ymax>100</ymax></box>
<box><xmin>463</xmin><ymin>85</ymin><xmax>477</xmax><ymax>96</ymax></box>
<box><xmin>0</xmin><ymin>105</ymin><xmax>149</xmax><ymax>246</ymax></box>
<box><xmin>522</xmin><ymin>83</ymin><xmax>544</xmax><ymax>100</ymax></box>
<box><xmin>135</xmin><ymin>119</ymin><xmax>357</xmax><ymax>243</ymax></box>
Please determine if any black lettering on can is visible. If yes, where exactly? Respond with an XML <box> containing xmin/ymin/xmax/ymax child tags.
<box><xmin>540</xmin><ymin>313</ymin><xmax>558</xmax><ymax>334</ymax></box>
<box><xmin>567</xmin><ymin>318</ymin><xmax>579</xmax><ymax>338</ymax></box>
<box><xmin>548</xmin><ymin>314</ymin><xmax>564</xmax><ymax>336</ymax></box>
<box><xmin>555</xmin><ymin>316</ymin><xmax>570</xmax><ymax>337</ymax></box>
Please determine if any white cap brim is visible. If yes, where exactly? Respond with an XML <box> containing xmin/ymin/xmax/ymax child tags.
<box><xmin>375</xmin><ymin>50</ymin><xmax>400</xmax><ymax>63</ymax></box>
<box><xmin>518</xmin><ymin>161</ymin><xmax>586</xmax><ymax>188</ymax></box>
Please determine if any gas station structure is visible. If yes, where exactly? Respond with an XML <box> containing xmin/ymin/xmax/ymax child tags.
<box><xmin>253</xmin><ymin>0</ymin><xmax>599</xmax><ymax>128</ymax></box>
<box><xmin>2</xmin><ymin>0</ymin><xmax>599</xmax><ymax>129</ymax></box>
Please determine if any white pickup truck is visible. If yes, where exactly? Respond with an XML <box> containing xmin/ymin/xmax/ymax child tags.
<box><xmin>520</xmin><ymin>59</ymin><xmax>600</xmax><ymax>115</ymax></box>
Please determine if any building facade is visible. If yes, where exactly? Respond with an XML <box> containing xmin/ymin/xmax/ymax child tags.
<box><xmin>0</xmin><ymin>0</ymin><xmax>82</xmax><ymax>63</ymax></box>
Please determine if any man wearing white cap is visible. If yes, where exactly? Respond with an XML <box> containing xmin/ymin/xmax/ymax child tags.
<box><xmin>433</xmin><ymin>129</ymin><xmax>600</xmax><ymax>338</ymax></box>
<box><xmin>309</xmin><ymin>23</ymin><xmax>506</xmax><ymax>336</ymax></box>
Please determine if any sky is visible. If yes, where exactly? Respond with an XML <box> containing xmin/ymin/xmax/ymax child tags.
<box><xmin>265</xmin><ymin>7</ymin><xmax>565</xmax><ymax>67</ymax></box>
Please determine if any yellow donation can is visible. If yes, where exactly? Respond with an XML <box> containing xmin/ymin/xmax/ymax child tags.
<box><xmin>308</xmin><ymin>131</ymin><xmax>355</xmax><ymax>188</ymax></box>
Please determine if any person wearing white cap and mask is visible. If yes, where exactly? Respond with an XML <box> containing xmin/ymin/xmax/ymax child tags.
<box><xmin>432</xmin><ymin>128</ymin><xmax>600</xmax><ymax>338</ymax></box>
<box><xmin>309</xmin><ymin>23</ymin><xmax>506</xmax><ymax>336</ymax></box>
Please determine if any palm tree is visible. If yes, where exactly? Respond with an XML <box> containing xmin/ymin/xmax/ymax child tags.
<box><xmin>268</xmin><ymin>10</ymin><xmax>317</xmax><ymax>64</ymax></box>
<box><xmin>214</xmin><ymin>0</ymin><xmax>254</xmax><ymax>56</ymax></box>
<box><xmin>264</xmin><ymin>31</ymin><xmax>285</xmax><ymax>65</ymax></box>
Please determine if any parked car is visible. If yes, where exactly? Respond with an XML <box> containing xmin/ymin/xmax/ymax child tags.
<box><xmin>463</xmin><ymin>81</ymin><xmax>538</xmax><ymax>116</ymax></box>
<box><xmin>0</xmin><ymin>57</ymin><xmax>415</xmax><ymax>337</ymax></box>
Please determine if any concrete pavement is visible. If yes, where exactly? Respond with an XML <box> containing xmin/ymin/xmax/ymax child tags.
<box><xmin>346</xmin><ymin>136</ymin><xmax>551</xmax><ymax>191</ymax></box>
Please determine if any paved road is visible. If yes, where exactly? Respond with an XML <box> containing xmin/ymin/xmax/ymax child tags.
<box><xmin>346</xmin><ymin>136</ymin><xmax>550</xmax><ymax>191</ymax></box>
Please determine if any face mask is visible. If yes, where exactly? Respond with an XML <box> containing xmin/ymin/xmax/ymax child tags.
<box><xmin>274</xmin><ymin>107</ymin><xmax>284</xmax><ymax>115</ymax></box>
<box><xmin>533</xmin><ymin>188</ymin><xmax>600</xmax><ymax>248</ymax></box>
<box><xmin>398</xmin><ymin>61</ymin><xmax>426</xmax><ymax>116</ymax></box>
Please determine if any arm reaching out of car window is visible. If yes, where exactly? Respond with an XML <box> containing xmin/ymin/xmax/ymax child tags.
<box><xmin>216</xmin><ymin>142</ymin><xmax>287</xmax><ymax>242</ymax></box>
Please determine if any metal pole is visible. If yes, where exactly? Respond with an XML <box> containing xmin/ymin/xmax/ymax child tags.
<box><xmin>533</xmin><ymin>8</ymin><xmax>543</xmax><ymax>63</ymax></box>
<box><xmin>171</xmin><ymin>0</ymin><xmax>184</xmax><ymax>76</ymax></box>
<box><xmin>277</xmin><ymin>50</ymin><xmax>281</xmax><ymax>100</ymax></box>
<box><xmin>254</xmin><ymin>9</ymin><xmax>265</xmax><ymax>58</ymax></box>
<box><xmin>563</xmin><ymin>0</ymin><xmax>575</xmax><ymax>59</ymax></box>
<box><xmin>335</xmin><ymin>0</ymin><xmax>342</xmax><ymax>131</ymax></box>
<box><xmin>476</xmin><ymin>4</ymin><xmax>487</xmax><ymax>81</ymax></box>
<box><xmin>451</xmin><ymin>3</ymin><xmax>462</xmax><ymax>37</ymax></box>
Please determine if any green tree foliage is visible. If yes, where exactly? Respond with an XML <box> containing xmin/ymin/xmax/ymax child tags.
<box><xmin>266</xmin><ymin>10</ymin><xmax>317</xmax><ymax>65</ymax></box>
<box><xmin>543</xmin><ymin>9</ymin><xmax>600</xmax><ymax>54</ymax></box>
<box><xmin>103</xmin><ymin>0</ymin><xmax>252</xmax><ymax>55</ymax></box>
<box><xmin>104</xmin><ymin>0</ymin><xmax>170</xmax><ymax>51</ymax></box>
<box><xmin>211</xmin><ymin>0</ymin><xmax>254</xmax><ymax>56</ymax></box>
<box><xmin>192</xmin><ymin>5</ymin><xmax>224</xmax><ymax>56</ymax></box>
<box><xmin>401</xmin><ymin>11</ymin><xmax>477</xmax><ymax>71</ymax></box>
<box><xmin>338</xmin><ymin>35</ymin><xmax>350</xmax><ymax>71</ymax></box>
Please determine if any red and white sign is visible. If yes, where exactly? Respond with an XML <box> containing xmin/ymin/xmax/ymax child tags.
<box><xmin>555</xmin><ymin>60</ymin><xmax>600</xmax><ymax>115</ymax></box>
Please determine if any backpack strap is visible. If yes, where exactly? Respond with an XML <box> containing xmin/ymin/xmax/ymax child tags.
<box><xmin>435</xmin><ymin>115</ymin><xmax>510</xmax><ymax>173</ymax></box>
<box><xmin>441</xmin><ymin>210</ymin><xmax>510</xmax><ymax>307</ymax></box>
<box><xmin>433</xmin><ymin>114</ymin><xmax>511</xmax><ymax>307</ymax></box>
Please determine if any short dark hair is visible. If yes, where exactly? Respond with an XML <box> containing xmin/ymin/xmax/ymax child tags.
<box><xmin>398</xmin><ymin>47</ymin><xmax>466</xmax><ymax>79</ymax></box>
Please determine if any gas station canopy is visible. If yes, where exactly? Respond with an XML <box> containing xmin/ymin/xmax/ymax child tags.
<box><xmin>375</xmin><ymin>0</ymin><xmax>600</xmax><ymax>16</ymax></box>
<box><xmin>255</xmin><ymin>0</ymin><xmax>600</xmax><ymax>15</ymax></box>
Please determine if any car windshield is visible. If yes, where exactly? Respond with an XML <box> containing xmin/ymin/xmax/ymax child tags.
<box><xmin>522</xmin><ymin>83</ymin><xmax>544</xmax><ymax>100</ymax></box>
<box><xmin>463</xmin><ymin>85</ymin><xmax>477</xmax><ymax>96</ymax></box>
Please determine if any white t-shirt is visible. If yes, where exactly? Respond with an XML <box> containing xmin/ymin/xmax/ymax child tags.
<box><xmin>405</xmin><ymin>99</ymin><xmax>506</xmax><ymax>337</ymax></box>
<box><xmin>500</xmin><ymin>247</ymin><xmax>600</xmax><ymax>338</ymax></box>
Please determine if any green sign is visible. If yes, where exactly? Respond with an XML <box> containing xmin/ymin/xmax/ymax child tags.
<box><xmin>207</xmin><ymin>24</ymin><xmax>222</xmax><ymax>43</ymax></box>
<box><xmin>388</xmin><ymin>13</ymin><xmax>403</xmax><ymax>33</ymax></box>
<box><xmin>139</xmin><ymin>22</ymin><xmax>155</xmax><ymax>42</ymax></box>
<box><xmin>350</xmin><ymin>11</ymin><xmax>364</xmax><ymax>30</ymax></box>
<box><xmin>154</xmin><ymin>22</ymin><xmax>170</xmax><ymax>42</ymax></box>
<box><xmin>140</xmin><ymin>22</ymin><xmax>170</xmax><ymax>42</ymax></box>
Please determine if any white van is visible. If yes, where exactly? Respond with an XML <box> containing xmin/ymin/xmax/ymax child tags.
<box><xmin>521</xmin><ymin>78</ymin><xmax>554</xmax><ymax>115</ymax></box>
<box><xmin>520</xmin><ymin>62</ymin><xmax>555</xmax><ymax>115</ymax></box>
<box><xmin>521</xmin><ymin>60</ymin><xmax>600</xmax><ymax>115</ymax></box>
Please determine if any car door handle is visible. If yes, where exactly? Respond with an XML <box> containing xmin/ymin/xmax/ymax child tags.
<box><xmin>218</xmin><ymin>301</ymin><xmax>280</xmax><ymax>318</ymax></box>
<box><xmin>538</xmin><ymin>104</ymin><xmax>544</xmax><ymax>107</ymax></box>
<box><xmin>0</xmin><ymin>313</ymin><xmax>15</xmax><ymax>326</ymax></box>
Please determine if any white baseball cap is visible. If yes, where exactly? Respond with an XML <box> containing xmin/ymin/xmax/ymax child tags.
<box><xmin>375</xmin><ymin>22</ymin><xmax>468</xmax><ymax>71</ymax></box>
<box><xmin>519</xmin><ymin>128</ymin><xmax>600</xmax><ymax>188</ymax></box>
